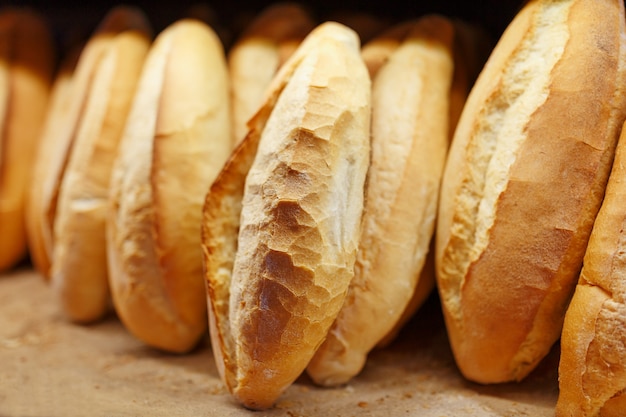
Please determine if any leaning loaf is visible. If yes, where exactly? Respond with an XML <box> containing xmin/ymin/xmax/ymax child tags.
<box><xmin>0</xmin><ymin>8</ymin><xmax>54</xmax><ymax>272</ymax></box>
<box><xmin>202</xmin><ymin>22</ymin><xmax>371</xmax><ymax>409</ymax></box>
<box><xmin>556</xmin><ymin>117</ymin><xmax>626</xmax><ymax>417</ymax></box>
<box><xmin>26</xmin><ymin>44</ymin><xmax>81</xmax><ymax>280</ymax></box>
<box><xmin>307</xmin><ymin>15</ymin><xmax>456</xmax><ymax>387</ymax></box>
<box><xmin>50</xmin><ymin>6</ymin><xmax>151</xmax><ymax>323</ymax></box>
<box><xmin>435</xmin><ymin>0</ymin><xmax>626</xmax><ymax>384</ymax></box>
<box><xmin>107</xmin><ymin>19</ymin><xmax>231</xmax><ymax>353</ymax></box>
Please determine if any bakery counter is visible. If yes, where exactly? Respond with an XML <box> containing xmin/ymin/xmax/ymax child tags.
<box><xmin>1</xmin><ymin>267</ymin><xmax>558</xmax><ymax>416</ymax></box>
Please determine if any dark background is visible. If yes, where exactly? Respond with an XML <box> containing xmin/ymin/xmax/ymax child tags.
<box><xmin>6</xmin><ymin>0</ymin><xmax>527</xmax><ymax>53</ymax></box>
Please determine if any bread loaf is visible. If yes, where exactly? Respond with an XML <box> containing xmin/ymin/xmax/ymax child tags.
<box><xmin>50</xmin><ymin>7</ymin><xmax>151</xmax><ymax>323</ymax></box>
<box><xmin>107</xmin><ymin>19</ymin><xmax>231</xmax><ymax>352</ymax></box>
<box><xmin>202</xmin><ymin>22</ymin><xmax>371</xmax><ymax>409</ymax></box>
<box><xmin>435</xmin><ymin>0</ymin><xmax>626</xmax><ymax>384</ymax></box>
<box><xmin>228</xmin><ymin>2</ymin><xmax>314</xmax><ymax>146</ymax></box>
<box><xmin>28</xmin><ymin>6</ymin><xmax>149</xmax><ymax>284</ymax></box>
<box><xmin>376</xmin><ymin>19</ymin><xmax>491</xmax><ymax>348</ymax></box>
<box><xmin>307</xmin><ymin>15</ymin><xmax>456</xmax><ymax>387</ymax></box>
<box><xmin>0</xmin><ymin>8</ymin><xmax>54</xmax><ymax>272</ymax></box>
<box><xmin>556</xmin><ymin>119</ymin><xmax>626</xmax><ymax>416</ymax></box>
<box><xmin>26</xmin><ymin>45</ymin><xmax>81</xmax><ymax>279</ymax></box>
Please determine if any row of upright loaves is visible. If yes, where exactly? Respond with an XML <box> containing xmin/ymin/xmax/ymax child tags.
<box><xmin>0</xmin><ymin>0</ymin><xmax>624</xmax><ymax>415</ymax></box>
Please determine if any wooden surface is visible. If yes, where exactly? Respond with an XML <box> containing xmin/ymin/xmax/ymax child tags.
<box><xmin>0</xmin><ymin>267</ymin><xmax>559</xmax><ymax>416</ymax></box>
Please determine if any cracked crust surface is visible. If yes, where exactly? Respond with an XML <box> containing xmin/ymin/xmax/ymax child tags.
<box><xmin>202</xmin><ymin>22</ymin><xmax>370</xmax><ymax>409</ymax></box>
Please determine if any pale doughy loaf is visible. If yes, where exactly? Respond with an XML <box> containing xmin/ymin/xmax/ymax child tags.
<box><xmin>228</xmin><ymin>2</ymin><xmax>314</xmax><ymax>146</ymax></box>
<box><xmin>107</xmin><ymin>19</ymin><xmax>231</xmax><ymax>353</ymax></box>
<box><xmin>0</xmin><ymin>8</ymin><xmax>54</xmax><ymax>272</ymax></box>
<box><xmin>307</xmin><ymin>15</ymin><xmax>455</xmax><ymax>387</ymax></box>
<box><xmin>436</xmin><ymin>0</ymin><xmax>626</xmax><ymax>384</ymax></box>
<box><xmin>51</xmin><ymin>8</ymin><xmax>151</xmax><ymax>323</ymax></box>
<box><xmin>202</xmin><ymin>22</ymin><xmax>371</xmax><ymax>409</ymax></box>
<box><xmin>556</xmin><ymin>119</ymin><xmax>626</xmax><ymax>417</ymax></box>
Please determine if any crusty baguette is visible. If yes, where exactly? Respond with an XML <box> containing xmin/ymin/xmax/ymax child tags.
<box><xmin>435</xmin><ymin>0</ymin><xmax>626</xmax><ymax>384</ymax></box>
<box><xmin>107</xmin><ymin>19</ymin><xmax>231</xmax><ymax>353</ymax></box>
<box><xmin>50</xmin><ymin>9</ymin><xmax>151</xmax><ymax>323</ymax></box>
<box><xmin>0</xmin><ymin>8</ymin><xmax>54</xmax><ymax>272</ymax></box>
<box><xmin>30</xmin><ymin>6</ymin><xmax>150</xmax><ymax>283</ymax></box>
<box><xmin>306</xmin><ymin>15</ymin><xmax>455</xmax><ymax>387</ymax></box>
<box><xmin>375</xmin><ymin>18</ymin><xmax>492</xmax><ymax>349</ymax></box>
<box><xmin>228</xmin><ymin>2</ymin><xmax>314</xmax><ymax>146</ymax></box>
<box><xmin>202</xmin><ymin>22</ymin><xmax>371</xmax><ymax>409</ymax></box>
<box><xmin>26</xmin><ymin>45</ymin><xmax>81</xmax><ymax>280</ymax></box>
<box><xmin>556</xmin><ymin>119</ymin><xmax>626</xmax><ymax>416</ymax></box>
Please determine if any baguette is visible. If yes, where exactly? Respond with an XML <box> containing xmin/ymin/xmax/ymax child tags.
<box><xmin>50</xmin><ymin>8</ymin><xmax>151</xmax><ymax>323</ymax></box>
<box><xmin>307</xmin><ymin>15</ymin><xmax>456</xmax><ymax>387</ymax></box>
<box><xmin>376</xmin><ymin>18</ymin><xmax>492</xmax><ymax>348</ymax></box>
<box><xmin>29</xmin><ymin>6</ymin><xmax>150</xmax><ymax>283</ymax></box>
<box><xmin>107</xmin><ymin>19</ymin><xmax>231</xmax><ymax>352</ymax></box>
<box><xmin>202</xmin><ymin>22</ymin><xmax>371</xmax><ymax>409</ymax></box>
<box><xmin>228</xmin><ymin>2</ymin><xmax>314</xmax><ymax>146</ymax></box>
<box><xmin>0</xmin><ymin>8</ymin><xmax>54</xmax><ymax>271</ymax></box>
<box><xmin>26</xmin><ymin>45</ymin><xmax>81</xmax><ymax>279</ymax></box>
<box><xmin>556</xmin><ymin>119</ymin><xmax>626</xmax><ymax>416</ymax></box>
<box><xmin>435</xmin><ymin>0</ymin><xmax>626</xmax><ymax>384</ymax></box>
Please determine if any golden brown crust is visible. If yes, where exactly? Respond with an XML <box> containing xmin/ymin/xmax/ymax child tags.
<box><xmin>307</xmin><ymin>15</ymin><xmax>455</xmax><ymax>387</ymax></box>
<box><xmin>203</xmin><ymin>127</ymin><xmax>263</xmax><ymax>395</ymax></box>
<box><xmin>202</xmin><ymin>22</ymin><xmax>370</xmax><ymax>409</ymax></box>
<box><xmin>376</xmin><ymin>21</ymin><xmax>491</xmax><ymax>349</ymax></box>
<box><xmin>149</xmin><ymin>19</ymin><xmax>231</xmax><ymax>340</ymax></box>
<box><xmin>600</xmin><ymin>394</ymin><xmax>626</xmax><ymax>417</ymax></box>
<box><xmin>0</xmin><ymin>8</ymin><xmax>54</xmax><ymax>271</ymax></box>
<box><xmin>556</xmin><ymin>120</ymin><xmax>626</xmax><ymax>417</ymax></box>
<box><xmin>30</xmin><ymin>6</ymin><xmax>149</xmax><ymax>284</ymax></box>
<box><xmin>107</xmin><ymin>19</ymin><xmax>231</xmax><ymax>352</ymax></box>
<box><xmin>436</xmin><ymin>0</ymin><xmax>626</xmax><ymax>384</ymax></box>
<box><xmin>202</xmin><ymin>26</ymin><xmax>309</xmax><ymax>395</ymax></box>
<box><xmin>26</xmin><ymin>45</ymin><xmax>81</xmax><ymax>280</ymax></box>
<box><xmin>50</xmin><ymin>8</ymin><xmax>151</xmax><ymax>323</ymax></box>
